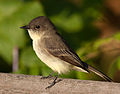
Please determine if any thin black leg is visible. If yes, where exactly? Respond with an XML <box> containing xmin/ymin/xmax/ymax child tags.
<box><xmin>45</xmin><ymin>74</ymin><xmax>62</xmax><ymax>89</ymax></box>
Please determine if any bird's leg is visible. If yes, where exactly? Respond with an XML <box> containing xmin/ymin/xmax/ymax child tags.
<box><xmin>41</xmin><ymin>72</ymin><xmax>54</xmax><ymax>79</ymax></box>
<box><xmin>45</xmin><ymin>74</ymin><xmax>62</xmax><ymax>89</ymax></box>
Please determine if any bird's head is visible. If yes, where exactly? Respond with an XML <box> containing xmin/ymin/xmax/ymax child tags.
<box><xmin>20</xmin><ymin>16</ymin><xmax>55</xmax><ymax>40</ymax></box>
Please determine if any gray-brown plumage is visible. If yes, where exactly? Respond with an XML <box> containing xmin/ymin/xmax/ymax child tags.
<box><xmin>21</xmin><ymin>16</ymin><xmax>113</xmax><ymax>83</ymax></box>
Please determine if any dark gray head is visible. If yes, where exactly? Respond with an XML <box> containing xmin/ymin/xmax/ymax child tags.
<box><xmin>21</xmin><ymin>16</ymin><xmax>55</xmax><ymax>31</ymax></box>
<box><xmin>20</xmin><ymin>16</ymin><xmax>55</xmax><ymax>40</ymax></box>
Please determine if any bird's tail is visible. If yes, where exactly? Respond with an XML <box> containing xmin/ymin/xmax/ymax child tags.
<box><xmin>88</xmin><ymin>65</ymin><xmax>113</xmax><ymax>82</ymax></box>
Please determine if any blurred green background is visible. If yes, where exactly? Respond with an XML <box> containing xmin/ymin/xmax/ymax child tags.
<box><xmin>0</xmin><ymin>0</ymin><xmax>120</xmax><ymax>82</ymax></box>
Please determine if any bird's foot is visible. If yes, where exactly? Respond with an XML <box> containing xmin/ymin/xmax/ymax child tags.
<box><xmin>41</xmin><ymin>75</ymin><xmax>52</xmax><ymax>79</ymax></box>
<box><xmin>41</xmin><ymin>72</ymin><xmax>54</xmax><ymax>79</ymax></box>
<box><xmin>45</xmin><ymin>74</ymin><xmax>62</xmax><ymax>89</ymax></box>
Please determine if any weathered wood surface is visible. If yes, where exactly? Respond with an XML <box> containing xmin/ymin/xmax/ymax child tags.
<box><xmin>0</xmin><ymin>73</ymin><xmax>119</xmax><ymax>94</ymax></box>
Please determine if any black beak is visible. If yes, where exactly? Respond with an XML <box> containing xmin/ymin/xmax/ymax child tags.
<box><xmin>20</xmin><ymin>25</ymin><xmax>30</xmax><ymax>29</ymax></box>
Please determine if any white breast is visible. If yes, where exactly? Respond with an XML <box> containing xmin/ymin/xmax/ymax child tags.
<box><xmin>32</xmin><ymin>40</ymin><xmax>71</xmax><ymax>74</ymax></box>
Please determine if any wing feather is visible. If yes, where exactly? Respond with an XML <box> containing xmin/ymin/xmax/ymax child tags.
<box><xmin>42</xmin><ymin>33</ymin><xmax>89</xmax><ymax>72</ymax></box>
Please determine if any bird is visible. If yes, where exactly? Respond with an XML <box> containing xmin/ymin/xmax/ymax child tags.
<box><xmin>20</xmin><ymin>16</ymin><xmax>113</xmax><ymax>88</ymax></box>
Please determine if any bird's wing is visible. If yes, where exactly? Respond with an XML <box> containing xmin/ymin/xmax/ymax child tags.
<box><xmin>42</xmin><ymin>33</ymin><xmax>89</xmax><ymax>72</ymax></box>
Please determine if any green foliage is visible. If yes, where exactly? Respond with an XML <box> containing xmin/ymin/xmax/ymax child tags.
<box><xmin>0</xmin><ymin>0</ymin><xmax>120</xmax><ymax>81</ymax></box>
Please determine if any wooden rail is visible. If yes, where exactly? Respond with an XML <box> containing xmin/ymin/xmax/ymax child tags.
<box><xmin>0</xmin><ymin>73</ymin><xmax>119</xmax><ymax>94</ymax></box>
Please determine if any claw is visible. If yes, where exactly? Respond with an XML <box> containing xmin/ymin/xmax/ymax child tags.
<box><xmin>45</xmin><ymin>74</ymin><xmax>62</xmax><ymax>89</ymax></box>
<box><xmin>45</xmin><ymin>80</ymin><xmax>56</xmax><ymax>89</ymax></box>
<box><xmin>41</xmin><ymin>75</ymin><xmax>52</xmax><ymax>79</ymax></box>
<box><xmin>41</xmin><ymin>72</ymin><xmax>53</xmax><ymax>79</ymax></box>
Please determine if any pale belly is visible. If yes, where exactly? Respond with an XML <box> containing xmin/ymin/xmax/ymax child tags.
<box><xmin>32</xmin><ymin>40</ymin><xmax>72</xmax><ymax>74</ymax></box>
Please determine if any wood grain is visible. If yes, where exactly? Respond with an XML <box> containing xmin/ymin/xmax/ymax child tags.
<box><xmin>0</xmin><ymin>73</ymin><xmax>119</xmax><ymax>94</ymax></box>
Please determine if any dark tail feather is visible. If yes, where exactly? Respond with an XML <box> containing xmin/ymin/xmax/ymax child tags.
<box><xmin>88</xmin><ymin>65</ymin><xmax>113</xmax><ymax>82</ymax></box>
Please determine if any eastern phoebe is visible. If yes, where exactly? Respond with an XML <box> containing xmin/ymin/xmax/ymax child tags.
<box><xmin>20</xmin><ymin>16</ymin><xmax>113</xmax><ymax>88</ymax></box>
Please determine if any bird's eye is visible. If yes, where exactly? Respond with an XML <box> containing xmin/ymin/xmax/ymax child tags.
<box><xmin>35</xmin><ymin>25</ymin><xmax>40</xmax><ymax>29</ymax></box>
